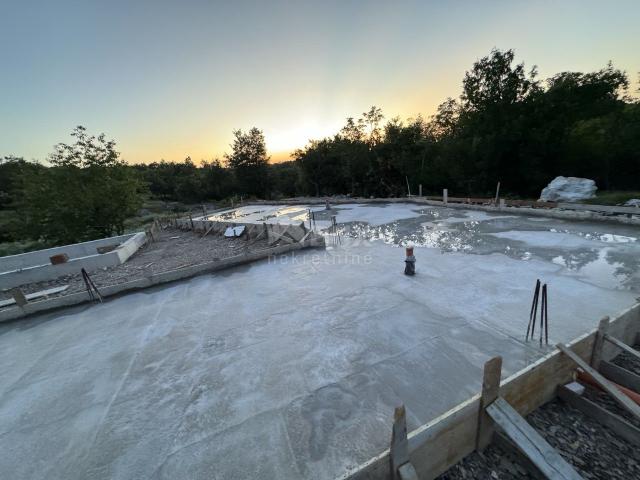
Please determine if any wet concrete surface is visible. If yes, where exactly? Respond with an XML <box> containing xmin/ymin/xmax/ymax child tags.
<box><xmin>0</xmin><ymin>203</ymin><xmax>638</xmax><ymax>479</ymax></box>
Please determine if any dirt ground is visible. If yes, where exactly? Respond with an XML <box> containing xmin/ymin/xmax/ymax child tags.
<box><xmin>0</xmin><ymin>227</ymin><xmax>270</xmax><ymax>304</ymax></box>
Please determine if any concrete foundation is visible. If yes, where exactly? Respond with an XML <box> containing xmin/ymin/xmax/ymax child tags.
<box><xmin>0</xmin><ymin>203</ymin><xmax>638</xmax><ymax>479</ymax></box>
<box><xmin>0</xmin><ymin>233</ymin><xmax>147</xmax><ymax>290</ymax></box>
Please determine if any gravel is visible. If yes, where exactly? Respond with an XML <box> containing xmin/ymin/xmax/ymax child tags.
<box><xmin>437</xmin><ymin>442</ymin><xmax>534</xmax><ymax>479</ymax></box>
<box><xmin>527</xmin><ymin>398</ymin><xmax>640</xmax><ymax>479</ymax></box>
<box><xmin>612</xmin><ymin>344</ymin><xmax>640</xmax><ymax>376</ymax></box>
<box><xmin>1</xmin><ymin>227</ymin><xmax>270</xmax><ymax>304</ymax></box>
<box><xmin>439</xmin><ymin>348</ymin><xmax>640</xmax><ymax>479</ymax></box>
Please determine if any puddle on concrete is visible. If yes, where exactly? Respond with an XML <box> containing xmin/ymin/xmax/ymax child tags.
<box><xmin>331</xmin><ymin>205</ymin><xmax>640</xmax><ymax>293</ymax></box>
<box><xmin>208</xmin><ymin>203</ymin><xmax>640</xmax><ymax>292</ymax></box>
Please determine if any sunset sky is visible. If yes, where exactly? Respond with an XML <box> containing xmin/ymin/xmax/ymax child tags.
<box><xmin>2</xmin><ymin>0</ymin><xmax>639</xmax><ymax>164</ymax></box>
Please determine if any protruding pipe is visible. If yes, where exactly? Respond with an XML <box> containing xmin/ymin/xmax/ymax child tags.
<box><xmin>404</xmin><ymin>244</ymin><xmax>416</xmax><ymax>276</ymax></box>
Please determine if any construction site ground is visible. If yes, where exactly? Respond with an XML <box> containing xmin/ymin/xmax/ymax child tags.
<box><xmin>0</xmin><ymin>227</ymin><xmax>269</xmax><ymax>303</ymax></box>
<box><xmin>1</xmin><ymin>203</ymin><xmax>639</xmax><ymax>480</ymax></box>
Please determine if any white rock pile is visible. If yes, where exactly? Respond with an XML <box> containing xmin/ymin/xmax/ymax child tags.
<box><xmin>539</xmin><ymin>176</ymin><xmax>597</xmax><ymax>202</ymax></box>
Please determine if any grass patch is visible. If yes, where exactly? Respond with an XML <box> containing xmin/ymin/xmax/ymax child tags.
<box><xmin>583</xmin><ymin>191</ymin><xmax>640</xmax><ymax>205</ymax></box>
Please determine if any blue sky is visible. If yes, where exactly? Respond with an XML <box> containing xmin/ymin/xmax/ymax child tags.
<box><xmin>1</xmin><ymin>0</ymin><xmax>638</xmax><ymax>163</ymax></box>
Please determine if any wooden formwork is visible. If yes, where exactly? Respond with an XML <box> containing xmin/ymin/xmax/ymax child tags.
<box><xmin>343</xmin><ymin>302</ymin><xmax>640</xmax><ymax>480</ymax></box>
<box><xmin>175</xmin><ymin>217</ymin><xmax>322</xmax><ymax>247</ymax></box>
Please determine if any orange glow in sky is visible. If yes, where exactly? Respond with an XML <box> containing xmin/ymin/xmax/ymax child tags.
<box><xmin>1</xmin><ymin>1</ymin><xmax>639</xmax><ymax>164</ymax></box>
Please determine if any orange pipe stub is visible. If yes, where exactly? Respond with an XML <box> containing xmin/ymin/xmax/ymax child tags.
<box><xmin>576</xmin><ymin>369</ymin><xmax>640</xmax><ymax>405</ymax></box>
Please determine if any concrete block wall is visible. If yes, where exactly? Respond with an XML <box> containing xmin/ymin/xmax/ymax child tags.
<box><xmin>0</xmin><ymin>233</ymin><xmax>136</xmax><ymax>272</ymax></box>
<box><xmin>0</xmin><ymin>232</ymin><xmax>147</xmax><ymax>290</ymax></box>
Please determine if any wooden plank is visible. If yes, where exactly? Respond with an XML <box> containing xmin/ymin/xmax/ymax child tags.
<box><xmin>503</xmin><ymin>334</ymin><xmax>595</xmax><ymax>417</ymax></box>
<box><xmin>558</xmin><ymin>202</ymin><xmax>640</xmax><ymax>215</ymax></box>
<box><xmin>0</xmin><ymin>286</ymin><xmax>69</xmax><ymax>308</ymax></box>
<box><xmin>558</xmin><ymin>385</ymin><xmax>640</xmax><ymax>447</ymax></box>
<box><xmin>397</xmin><ymin>463</ymin><xmax>419</xmax><ymax>480</ymax></box>
<box><xmin>486</xmin><ymin>397</ymin><xmax>582</xmax><ymax>480</ymax></box>
<box><xmin>604</xmin><ymin>333</ymin><xmax>640</xmax><ymax>361</ymax></box>
<box><xmin>390</xmin><ymin>405</ymin><xmax>410</xmax><ymax>477</ymax></box>
<box><xmin>476</xmin><ymin>356</ymin><xmax>502</xmax><ymax>450</ymax></box>
<box><xmin>201</xmin><ymin>223</ymin><xmax>215</xmax><ymax>238</ymax></box>
<box><xmin>590</xmin><ymin>317</ymin><xmax>609</xmax><ymax>369</ymax></box>
<box><xmin>10</xmin><ymin>288</ymin><xmax>27</xmax><ymax>307</ymax></box>
<box><xmin>390</xmin><ymin>406</ymin><xmax>419</xmax><ymax>480</ymax></box>
<box><xmin>599</xmin><ymin>361</ymin><xmax>640</xmax><ymax>393</ymax></box>
<box><xmin>557</xmin><ymin>342</ymin><xmax>640</xmax><ymax>420</ymax></box>
<box><xmin>493</xmin><ymin>430</ymin><xmax>546</xmax><ymax>479</ymax></box>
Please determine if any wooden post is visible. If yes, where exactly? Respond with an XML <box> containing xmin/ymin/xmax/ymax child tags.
<box><xmin>418</xmin><ymin>184</ymin><xmax>422</xmax><ymax>197</ymax></box>
<box><xmin>10</xmin><ymin>288</ymin><xmax>28</xmax><ymax>308</ymax></box>
<box><xmin>390</xmin><ymin>405</ymin><xmax>418</xmax><ymax>480</ymax></box>
<box><xmin>591</xmin><ymin>316</ymin><xmax>609</xmax><ymax>369</ymax></box>
<box><xmin>406</xmin><ymin>177</ymin><xmax>411</xmax><ymax>197</ymax></box>
<box><xmin>443</xmin><ymin>189</ymin><xmax>448</xmax><ymax>205</ymax></box>
<box><xmin>494</xmin><ymin>181</ymin><xmax>500</xmax><ymax>205</ymax></box>
<box><xmin>476</xmin><ymin>356</ymin><xmax>502</xmax><ymax>450</ymax></box>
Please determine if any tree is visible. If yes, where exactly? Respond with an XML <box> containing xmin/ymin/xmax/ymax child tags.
<box><xmin>359</xmin><ymin>106</ymin><xmax>385</xmax><ymax>147</ymax></box>
<box><xmin>461</xmin><ymin>48</ymin><xmax>539</xmax><ymax>112</ymax></box>
<box><xmin>19</xmin><ymin>126</ymin><xmax>143</xmax><ymax>244</ymax></box>
<box><xmin>0</xmin><ymin>157</ymin><xmax>45</xmax><ymax>243</ymax></box>
<box><xmin>225</xmin><ymin>128</ymin><xmax>271</xmax><ymax>198</ymax></box>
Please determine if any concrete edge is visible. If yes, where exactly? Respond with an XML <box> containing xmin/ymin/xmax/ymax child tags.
<box><xmin>338</xmin><ymin>301</ymin><xmax>640</xmax><ymax>480</ymax></box>
<box><xmin>0</xmin><ymin>232</ymin><xmax>137</xmax><ymax>271</ymax></box>
<box><xmin>0</xmin><ymin>232</ymin><xmax>148</xmax><ymax>290</ymax></box>
<box><xmin>115</xmin><ymin>232</ymin><xmax>148</xmax><ymax>263</ymax></box>
<box><xmin>251</xmin><ymin>197</ymin><xmax>640</xmax><ymax>226</ymax></box>
<box><xmin>0</xmin><ymin>239</ymin><xmax>323</xmax><ymax>323</ymax></box>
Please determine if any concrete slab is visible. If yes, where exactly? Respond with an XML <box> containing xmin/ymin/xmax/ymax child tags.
<box><xmin>0</xmin><ymin>203</ymin><xmax>638</xmax><ymax>479</ymax></box>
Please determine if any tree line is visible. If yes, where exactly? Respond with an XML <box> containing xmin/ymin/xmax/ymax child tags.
<box><xmin>1</xmin><ymin>48</ymin><xmax>639</xmax><ymax>248</ymax></box>
<box><xmin>135</xmin><ymin>48</ymin><xmax>639</xmax><ymax>202</ymax></box>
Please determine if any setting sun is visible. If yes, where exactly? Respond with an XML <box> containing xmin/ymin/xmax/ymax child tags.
<box><xmin>264</xmin><ymin>117</ymin><xmax>345</xmax><ymax>161</ymax></box>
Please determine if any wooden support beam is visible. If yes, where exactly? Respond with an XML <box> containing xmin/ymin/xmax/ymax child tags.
<box><xmin>476</xmin><ymin>356</ymin><xmax>502</xmax><ymax>450</ymax></box>
<box><xmin>604</xmin><ymin>333</ymin><xmax>640</xmax><ymax>361</ymax></box>
<box><xmin>590</xmin><ymin>316</ymin><xmax>609</xmax><ymax>369</ymax></box>
<box><xmin>299</xmin><ymin>231</ymin><xmax>312</xmax><ymax>244</ymax></box>
<box><xmin>397</xmin><ymin>463</ymin><xmax>419</xmax><ymax>480</ymax></box>
<box><xmin>486</xmin><ymin>397</ymin><xmax>582</xmax><ymax>480</ymax></box>
<box><xmin>558</xmin><ymin>384</ymin><xmax>640</xmax><ymax>447</ymax></box>
<box><xmin>390</xmin><ymin>405</ymin><xmax>418</xmax><ymax>480</ymax></box>
<box><xmin>201</xmin><ymin>223</ymin><xmax>215</xmax><ymax>239</ymax></box>
<box><xmin>9</xmin><ymin>288</ymin><xmax>27</xmax><ymax>308</ymax></box>
<box><xmin>557</xmin><ymin>343</ymin><xmax>640</xmax><ymax>420</ymax></box>
<box><xmin>0</xmin><ymin>285</ymin><xmax>69</xmax><ymax>308</ymax></box>
<box><xmin>599</xmin><ymin>360</ymin><xmax>640</xmax><ymax>393</ymax></box>
<box><xmin>493</xmin><ymin>430</ymin><xmax>546</xmax><ymax>480</ymax></box>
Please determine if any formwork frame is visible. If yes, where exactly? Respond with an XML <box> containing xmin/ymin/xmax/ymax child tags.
<box><xmin>342</xmin><ymin>302</ymin><xmax>640</xmax><ymax>480</ymax></box>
